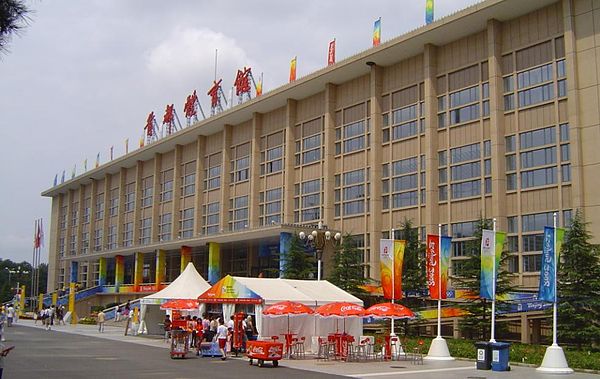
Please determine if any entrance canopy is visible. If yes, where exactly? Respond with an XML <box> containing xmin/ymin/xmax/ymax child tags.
<box><xmin>141</xmin><ymin>262</ymin><xmax>210</xmax><ymax>305</ymax></box>
<box><xmin>198</xmin><ymin>275</ymin><xmax>363</xmax><ymax>306</ymax></box>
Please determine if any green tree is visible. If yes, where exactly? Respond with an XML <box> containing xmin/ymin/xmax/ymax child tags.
<box><xmin>0</xmin><ymin>0</ymin><xmax>31</xmax><ymax>54</ymax></box>
<box><xmin>328</xmin><ymin>234</ymin><xmax>368</xmax><ymax>295</ymax></box>
<box><xmin>454</xmin><ymin>218</ymin><xmax>515</xmax><ymax>340</ymax></box>
<box><xmin>558</xmin><ymin>210</ymin><xmax>600</xmax><ymax>348</ymax></box>
<box><xmin>282</xmin><ymin>234</ymin><xmax>315</xmax><ymax>280</ymax></box>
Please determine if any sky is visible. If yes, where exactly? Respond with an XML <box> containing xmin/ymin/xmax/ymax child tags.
<box><xmin>0</xmin><ymin>0</ymin><xmax>481</xmax><ymax>265</ymax></box>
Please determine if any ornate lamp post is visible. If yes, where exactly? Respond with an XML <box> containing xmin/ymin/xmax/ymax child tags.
<box><xmin>298</xmin><ymin>221</ymin><xmax>341</xmax><ymax>281</ymax></box>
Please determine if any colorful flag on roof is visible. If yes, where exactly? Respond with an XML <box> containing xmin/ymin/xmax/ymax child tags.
<box><xmin>373</xmin><ymin>17</ymin><xmax>381</xmax><ymax>46</ymax></box>
<box><xmin>426</xmin><ymin>0</ymin><xmax>434</xmax><ymax>24</ymax></box>
<box><xmin>289</xmin><ymin>56</ymin><xmax>297</xmax><ymax>82</ymax></box>
<box><xmin>328</xmin><ymin>39</ymin><xmax>336</xmax><ymax>66</ymax></box>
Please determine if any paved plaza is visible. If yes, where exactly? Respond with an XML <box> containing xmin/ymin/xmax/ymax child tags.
<box><xmin>2</xmin><ymin>320</ymin><xmax>598</xmax><ymax>379</ymax></box>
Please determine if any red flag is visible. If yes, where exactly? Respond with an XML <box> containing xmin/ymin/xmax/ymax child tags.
<box><xmin>33</xmin><ymin>219</ymin><xmax>42</xmax><ymax>248</ymax></box>
<box><xmin>426</xmin><ymin>234</ymin><xmax>441</xmax><ymax>299</ymax></box>
<box><xmin>39</xmin><ymin>219</ymin><xmax>44</xmax><ymax>248</ymax></box>
<box><xmin>327</xmin><ymin>39</ymin><xmax>336</xmax><ymax>66</ymax></box>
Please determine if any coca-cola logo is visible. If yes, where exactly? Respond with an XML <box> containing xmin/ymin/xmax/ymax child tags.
<box><xmin>251</xmin><ymin>346</ymin><xmax>265</xmax><ymax>355</ymax></box>
<box><xmin>340</xmin><ymin>305</ymin><xmax>362</xmax><ymax>313</ymax></box>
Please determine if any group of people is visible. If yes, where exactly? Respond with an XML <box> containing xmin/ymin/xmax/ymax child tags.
<box><xmin>35</xmin><ymin>305</ymin><xmax>66</xmax><ymax>330</ymax></box>
<box><xmin>164</xmin><ymin>313</ymin><xmax>256</xmax><ymax>360</ymax></box>
<box><xmin>0</xmin><ymin>305</ymin><xmax>17</xmax><ymax>343</ymax></box>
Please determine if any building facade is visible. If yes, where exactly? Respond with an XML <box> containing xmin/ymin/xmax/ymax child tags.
<box><xmin>43</xmin><ymin>0</ymin><xmax>600</xmax><ymax>310</ymax></box>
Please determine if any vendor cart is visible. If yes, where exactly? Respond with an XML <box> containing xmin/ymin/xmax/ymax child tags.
<box><xmin>170</xmin><ymin>330</ymin><xmax>190</xmax><ymax>359</ymax></box>
<box><xmin>246</xmin><ymin>340</ymin><xmax>283</xmax><ymax>367</ymax></box>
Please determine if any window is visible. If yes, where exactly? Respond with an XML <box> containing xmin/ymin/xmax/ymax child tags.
<box><xmin>181</xmin><ymin>161</ymin><xmax>196</xmax><ymax>197</ymax></box>
<box><xmin>558</xmin><ymin>79</ymin><xmax>566</xmax><ymax>97</ymax></box>
<box><xmin>483</xmin><ymin>140</ymin><xmax>491</xmax><ymax>157</ymax></box>
<box><xmin>141</xmin><ymin>177</ymin><xmax>153</xmax><ymax>208</ymax></box>
<box><xmin>563</xmin><ymin>209</ymin><xmax>573</xmax><ymax>227</ymax></box>
<box><xmin>392</xmin><ymin>191</ymin><xmax>417</xmax><ymax>208</ymax></box>
<box><xmin>561</xmin><ymin>164</ymin><xmax>571</xmax><ymax>182</ymax></box>
<box><xmin>451</xmin><ymin>179</ymin><xmax>480</xmax><ymax>199</ymax></box>
<box><xmin>520</xmin><ymin>126</ymin><xmax>555</xmax><ymax>149</ymax></box>
<box><xmin>262</xmin><ymin>146</ymin><xmax>283</xmax><ymax>175</ymax></box>
<box><xmin>523</xmin><ymin>234</ymin><xmax>545</xmax><ymax>252</ymax></box>
<box><xmin>517</xmin><ymin>63</ymin><xmax>553</xmax><ymax>89</ymax></box>
<box><xmin>504</xmin><ymin>94</ymin><xmax>515</xmax><ymax>111</ymax></box>
<box><xmin>71</xmin><ymin>202</ymin><xmax>79</xmax><ymax>225</ymax></box>
<box><xmin>179</xmin><ymin>208</ymin><xmax>194</xmax><ymax>238</ymax></box>
<box><xmin>60</xmin><ymin>206</ymin><xmax>67</xmax><ymax>230</ymax></box>
<box><xmin>160</xmin><ymin>170</ymin><xmax>173</xmax><ymax>202</ymax></box>
<box><xmin>506</xmin><ymin>155</ymin><xmax>516</xmax><ymax>171</ymax></box>
<box><xmin>206</xmin><ymin>165</ymin><xmax>221</xmax><ymax>190</ymax></box>
<box><xmin>438</xmin><ymin>151</ymin><xmax>447</xmax><ymax>166</ymax></box>
<box><xmin>297</xmin><ymin>179</ymin><xmax>321</xmax><ymax>222</ymax></box>
<box><xmin>393</xmin><ymin>157</ymin><xmax>418</xmax><ymax>176</ymax></box>
<box><xmin>522</xmin><ymin>212</ymin><xmax>555</xmax><ymax>232</ymax></box>
<box><xmin>523</xmin><ymin>254</ymin><xmax>542</xmax><ymax>272</ymax></box>
<box><xmin>450</xmin><ymin>143</ymin><xmax>480</xmax><ymax>164</ymax></box>
<box><xmin>507</xmin><ymin>255</ymin><xmax>519</xmax><ymax>273</ymax></box>
<box><xmin>341</xmin><ymin>121</ymin><xmax>367</xmax><ymax>153</ymax></box>
<box><xmin>520</xmin><ymin>147</ymin><xmax>556</xmax><ymax>169</ymax></box>
<box><xmin>507</xmin><ymin>216</ymin><xmax>518</xmax><ymax>233</ymax></box>
<box><xmin>560</xmin><ymin>144</ymin><xmax>570</xmax><ymax>162</ymax></box>
<box><xmin>449</xmin><ymin>86</ymin><xmax>479</xmax><ymax>108</ymax></box>
<box><xmin>109</xmin><ymin>189</ymin><xmax>119</xmax><ymax>216</ymax></box>
<box><xmin>107</xmin><ymin>225</ymin><xmax>117</xmax><ymax>250</ymax></box>
<box><xmin>392</xmin><ymin>104</ymin><xmax>417</xmax><ymax>124</ymax></box>
<box><xmin>94</xmin><ymin>228</ymin><xmax>103</xmax><ymax>252</ymax></box>
<box><xmin>452</xmin><ymin>241</ymin><xmax>472</xmax><ymax>257</ymax></box>
<box><xmin>507</xmin><ymin>236</ymin><xmax>519</xmax><ymax>253</ymax></box>
<box><xmin>557</xmin><ymin>59</ymin><xmax>566</xmax><ymax>78</ymax></box>
<box><xmin>507</xmin><ymin>173</ymin><xmax>517</xmax><ymax>190</ymax></box>
<box><xmin>230</xmin><ymin>196</ymin><xmax>249</xmax><ymax>231</ymax></box>
<box><xmin>559</xmin><ymin>123</ymin><xmax>569</xmax><ymax>142</ymax></box>
<box><xmin>95</xmin><ymin>194</ymin><xmax>104</xmax><ymax>221</ymax></box>
<box><xmin>202</xmin><ymin>202</ymin><xmax>220</xmax><ymax>235</ymax></box>
<box><xmin>451</xmin><ymin>162</ymin><xmax>481</xmax><ymax>181</ymax></box>
<box><xmin>450</xmin><ymin>104</ymin><xmax>479</xmax><ymax>125</ymax></box>
<box><xmin>392</xmin><ymin>121</ymin><xmax>417</xmax><ymax>140</ymax></box>
<box><xmin>295</xmin><ymin>119</ymin><xmax>324</xmax><ymax>166</ymax></box>
<box><xmin>260</xmin><ymin>189</ymin><xmax>282</xmax><ymax>225</ymax></box>
<box><xmin>122</xmin><ymin>222</ymin><xmax>133</xmax><ymax>247</ymax></box>
<box><xmin>505</xmin><ymin>135</ymin><xmax>516</xmax><ymax>152</ymax></box>
<box><xmin>518</xmin><ymin>83</ymin><xmax>554</xmax><ymax>107</ymax></box>
<box><xmin>81</xmin><ymin>231</ymin><xmax>89</xmax><ymax>254</ymax></box>
<box><xmin>69</xmin><ymin>234</ymin><xmax>76</xmax><ymax>255</ymax></box>
<box><xmin>439</xmin><ymin>168</ymin><xmax>447</xmax><ymax>184</ymax></box>
<box><xmin>439</xmin><ymin>185</ymin><xmax>448</xmax><ymax>201</ymax></box>
<box><xmin>503</xmin><ymin>75</ymin><xmax>514</xmax><ymax>92</ymax></box>
<box><xmin>124</xmin><ymin>183</ymin><xmax>135</xmax><ymax>212</ymax></box>
<box><xmin>452</xmin><ymin>221</ymin><xmax>477</xmax><ymax>238</ymax></box>
<box><xmin>231</xmin><ymin>149</ymin><xmax>250</xmax><ymax>183</ymax></box>
<box><xmin>139</xmin><ymin>218</ymin><xmax>151</xmax><ymax>245</ymax></box>
<box><xmin>158</xmin><ymin>213</ymin><xmax>172</xmax><ymax>241</ymax></box>
<box><xmin>452</xmin><ymin>260</ymin><xmax>467</xmax><ymax>277</ymax></box>
<box><xmin>521</xmin><ymin>167</ymin><xmax>556</xmax><ymax>188</ymax></box>
<box><xmin>83</xmin><ymin>198</ymin><xmax>90</xmax><ymax>224</ymax></box>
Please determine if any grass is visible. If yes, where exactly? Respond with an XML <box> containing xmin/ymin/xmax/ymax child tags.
<box><xmin>374</xmin><ymin>335</ymin><xmax>600</xmax><ymax>371</ymax></box>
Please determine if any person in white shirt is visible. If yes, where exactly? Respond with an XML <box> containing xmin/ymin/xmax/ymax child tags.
<box><xmin>226</xmin><ymin>315</ymin><xmax>234</xmax><ymax>330</ymax></box>
<box><xmin>216</xmin><ymin>318</ymin><xmax>229</xmax><ymax>361</ymax></box>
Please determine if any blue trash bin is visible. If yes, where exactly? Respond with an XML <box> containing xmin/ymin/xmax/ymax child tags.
<box><xmin>490</xmin><ymin>342</ymin><xmax>511</xmax><ymax>371</ymax></box>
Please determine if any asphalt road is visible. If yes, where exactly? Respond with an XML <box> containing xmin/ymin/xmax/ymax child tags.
<box><xmin>4</xmin><ymin>325</ymin><xmax>345</xmax><ymax>379</ymax></box>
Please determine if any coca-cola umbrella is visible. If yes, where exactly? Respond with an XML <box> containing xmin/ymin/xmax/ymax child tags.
<box><xmin>363</xmin><ymin>302</ymin><xmax>415</xmax><ymax>319</ymax></box>
<box><xmin>315</xmin><ymin>302</ymin><xmax>365</xmax><ymax>333</ymax></box>
<box><xmin>159</xmin><ymin>299</ymin><xmax>199</xmax><ymax>311</ymax></box>
<box><xmin>263</xmin><ymin>301</ymin><xmax>314</xmax><ymax>334</ymax></box>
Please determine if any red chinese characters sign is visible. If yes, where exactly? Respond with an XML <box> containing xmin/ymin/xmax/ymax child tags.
<box><xmin>426</xmin><ymin>234</ymin><xmax>451</xmax><ymax>300</ymax></box>
<box><xmin>144</xmin><ymin>112</ymin><xmax>155</xmax><ymax>137</ymax></box>
<box><xmin>184</xmin><ymin>90</ymin><xmax>198</xmax><ymax>118</ymax></box>
<box><xmin>234</xmin><ymin>67</ymin><xmax>252</xmax><ymax>96</ymax></box>
<box><xmin>207</xmin><ymin>79</ymin><xmax>222</xmax><ymax>108</ymax></box>
<box><xmin>162</xmin><ymin>104</ymin><xmax>175</xmax><ymax>125</ymax></box>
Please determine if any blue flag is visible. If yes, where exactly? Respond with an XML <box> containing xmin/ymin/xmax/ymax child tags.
<box><xmin>61</xmin><ymin>170</ymin><xmax>65</xmax><ymax>183</ymax></box>
<box><xmin>53</xmin><ymin>174</ymin><xmax>58</xmax><ymax>186</ymax></box>
<box><xmin>538</xmin><ymin>226</ymin><xmax>565</xmax><ymax>302</ymax></box>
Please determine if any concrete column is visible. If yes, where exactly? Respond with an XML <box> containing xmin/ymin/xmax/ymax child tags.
<box><xmin>98</xmin><ymin>257</ymin><xmax>107</xmax><ymax>286</ymax></box>
<box><xmin>180</xmin><ymin>245</ymin><xmax>192</xmax><ymax>272</ymax></box>
<box><xmin>520</xmin><ymin>314</ymin><xmax>530</xmax><ymax>344</ymax></box>
<box><xmin>283</xmin><ymin>99</ymin><xmax>297</xmax><ymax>224</ymax></box>
<box><xmin>249</xmin><ymin>113</ymin><xmax>263</xmax><ymax>228</ymax></box>
<box><xmin>102</xmin><ymin>174</ymin><xmax>111</xmax><ymax>249</ymax></box>
<box><xmin>172</xmin><ymin>145</ymin><xmax>183</xmax><ymax>239</ymax></box>
<box><xmin>155</xmin><ymin>249</ymin><xmax>166</xmax><ymax>288</ymax></box>
<box><xmin>76</xmin><ymin>186</ymin><xmax>85</xmax><ymax>255</ymax></box>
<box><xmin>133</xmin><ymin>252</ymin><xmax>143</xmax><ymax>292</ymax></box>
<box><xmin>117</xmin><ymin>168</ymin><xmax>127</xmax><ymax>247</ymax></box>
<box><xmin>323</xmin><ymin>83</ymin><xmax>337</xmax><ymax>226</ymax></box>
<box><xmin>369</xmin><ymin>64</ymin><xmax>383</xmax><ymax>281</ymax></box>
<box><xmin>133</xmin><ymin>162</ymin><xmax>143</xmax><ymax>244</ymax></box>
<box><xmin>423</xmin><ymin>44</ymin><xmax>440</xmax><ymax>234</ymax></box>
<box><xmin>151</xmin><ymin>154</ymin><xmax>162</xmax><ymax>243</ymax></box>
<box><xmin>220</xmin><ymin>126</ymin><xmax>232</xmax><ymax>231</ymax></box>
<box><xmin>47</xmin><ymin>194</ymin><xmax>62</xmax><ymax>292</ymax></box>
<box><xmin>453</xmin><ymin>318</ymin><xmax>461</xmax><ymax>339</ymax></box>
<box><xmin>89</xmin><ymin>179</ymin><xmax>98</xmax><ymax>250</ymax></box>
<box><xmin>69</xmin><ymin>261</ymin><xmax>78</xmax><ymax>284</ymax></box>
<box><xmin>531</xmin><ymin>319</ymin><xmax>541</xmax><ymax>344</ymax></box>
<box><xmin>488</xmin><ymin>19</ymin><xmax>507</xmax><ymax>228</ymax></box>
<box><xmin>115</xmin><ymin>255</ymin><xmax>124</xmax><ymax>291</ymax></box>
<box><xmin>208</xmin><ymin>242</ymin><xmax>221</xmax><ymax>284</ymax></box>
<box><xmin>194</xmin><ymin>136</ymin><xmax>206</xmax><ymax>236</ymax></box>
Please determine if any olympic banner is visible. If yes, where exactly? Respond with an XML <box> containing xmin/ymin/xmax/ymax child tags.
<box><xmin>426</xmin><ymin>234</ymin><xmax>451</xmax><ymax>299</ymax></box>
<box><xmin>379</xmin><ymin>239</ymin><xmax>406</xmax><ymax>300</ymax></box>
<box><xmin>538</xmin><ymin>226</ymin><xmax>565</xmax><ymax>302</ymax></box>
<box><xmin>480</xmin><ymin>230</ymin><xmax>506</xmax><ymax>300</ymax></box>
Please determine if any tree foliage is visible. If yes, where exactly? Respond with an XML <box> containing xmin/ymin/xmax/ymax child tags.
<box><xmin>328</xmin><ymin>234</ymin><xmax>368</xmax><ymax>296</ymax></box>
<box><xmin>453</xmin><ymin>218</ymin><xmax>515</xmax><ymax>340</ymax></box>
<box><xmin>558</xmin><ymin>210</ymin><xmax>600</xmax><ymax>348</ymax></box>
<box><xmin>0</xmin><ymin>0</ymin><xmax>31</xmax><ymax>54</ymax></box>
<box><xmin>398</xmin><ymin>219</ymin><xmax>427</xmax><ymax>294</ymax></box>
<box><xmin>0</xmin><ymin>259</ymin><xmax>47</xmax><ymax>304</ymax></box>
<box><xmin>282</xmin><ymin>234</ymin><xmax>315</xmax><ymax>280</ymax></box>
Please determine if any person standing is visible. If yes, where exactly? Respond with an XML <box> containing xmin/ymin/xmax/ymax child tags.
<box><xmin>5</xmin><ymin>306</ymin><xmax>14</xmax><ymax>328</ymax></box>
<box><xmin>216</xmin><ymin>318</ymin><xmax>228</xmax><ymax>361</ymax></box>
<box><xmin>97</xmin><ymin>310</ymin><xmax>106</xmax><ymax>333</ymax></box>
<box><xmin>0</xmin><ymin>309</ymin><xmax>5</xmax><ymax>342</ymax></box>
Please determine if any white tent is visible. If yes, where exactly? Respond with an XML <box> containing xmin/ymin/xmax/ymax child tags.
<box><xmin>138</xmin><ymin>262</ymin><xmax>211</xmax><ymax>334</ymax></box>
<box><xmin>198</xmin><ymin>276</ymin><xmax>364</xmax><ymax>352</ymax></box>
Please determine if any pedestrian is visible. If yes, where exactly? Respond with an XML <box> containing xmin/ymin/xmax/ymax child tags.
<box><xmin>6</xmin><ymin>306</ymin><xmax>14</xmax><ymax>328</ymax></box>
<box><xmin>209</xmin><ymin>316</ymin><xmax>218</xmax><ymax>342</ymax></box>
<box><xmin>0</xmin><ymin>309</ymin><xmax>5</xmax><ymax>342</ymax></box>
<box><xmin>245</xmin><ymin>315</ymin><xmax>255</xmax><ymax>341</ymax></box>
<box><xmin>216</xmin><ymin>318</ymin><xmax>228</xmax><ymax>361</ymax></box>
<box><xmin>55</xmin><ymin>306</ymin><xmax>63</xmax><ymax>325</ymax></box>
<box><xmin>115</xmin><ymin>306</ymin><xmax>122</xmax><ymax>322</ymax></box>
<box><xmin>0</xmin><ymin>342</ymin><xmax>15</xmax><ymax>378</ymax></box>
<box><xmin>46</xmin><ymin>307</ymin><xmax>54</xmax><ymax>330</ymax></box>
<box><xmin>163</xmin><ymin>314</ymin><xmax>171</xmax><ymax>341</ymax></box>
<box><xmin>97</xmin><ymin>310</ymin><xmax>106</xmax><ymax>333</ymax></box>
<box><xmin>49</xmin><ymin>305</ymin><xmax>55</xmax><ymax>327</ymax></box>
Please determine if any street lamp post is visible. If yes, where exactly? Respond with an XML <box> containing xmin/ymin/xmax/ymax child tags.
<box><xmin>298</xmin><ymin>221</ymin><xmax>341</xmax><ymax>281</ymax></box>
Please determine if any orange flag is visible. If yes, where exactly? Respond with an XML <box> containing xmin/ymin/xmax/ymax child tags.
<box><xmin>289</xmin><ymin>56</ymin><xmax>297</xmax><ymax>82</ymax></box>
<box><xmin>328</xmin><ymin>39</ymin><xmax>336</xmax><ymax>66</ymax></box>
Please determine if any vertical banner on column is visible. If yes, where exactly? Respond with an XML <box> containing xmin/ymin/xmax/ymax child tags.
<box><xmin>180</xmin><ymin>246</ymin><xmax>192</xmax><ymax>273</ymax></box>
<box><xmin>38</xmin><ymin>293</ymin><xmax>44</xmax><ymax>311</ymax></box>
<box><xmin>480</xmin><ymin>230</ymin><xmax>506</xmax><ymax>299</ymax></box>
<box><xmin>379</xmin><ymin>239</ymin><xmax>393</xmax><ymax>299</ymax></box>
<box><xmin>70</xmin><ymin>261</ymin><xmax>78</xmax><ymax>284</ymax></box>
<box><xmin>208</xmin><ymin>242</ymin><xmax>221</xmax><ymax>284</ymax></box>
<box><xmin>69</xmin><ymin>282</ymin><xmax>76</xmax><ymax>324</ymax></box>
<box><xmin>155</xmin><ymin>250</ymin><xmax>166</xmax><ymax>290</ymax></box>
<box><xmin>19</xmin><ymin>285</ymin><xmax>25</xmax><ymax>313</ymax></box>
<box><xmin>426</xmin><ymin>235</ymin><xmax>451</xmax><ymax>299</ymax></box>
<box><xmin>393</xmin><ymin>240</ymin><xmax>406</xmax><ymax>300</ymax></box>
<box><xmin>538</xmin><ymin>227</ymin><xmax>564</xmax><ymax>302</ymax></box>
<box><xmin>52</xmin><ymin>292</ymin><xmax>58</xmax><ymax>306</ymax></box>
<box><xmin>279</xmin><ymin>232</ymin><xmax>292</xmax><ymax>279</ymax></box>
<box><xmin>133</xmin><ymin>252</ymin><xmax>143</xmax><ymax>292</ymax></box>
<box><xmin>115</xmin><ymin>255</ymin><xmax>125</xmax><ymax>292</ymax></box>
<box><xmin>98</xmin><ymin>257</ymin><xmax>107</xmax><ymax>286</ymax></box>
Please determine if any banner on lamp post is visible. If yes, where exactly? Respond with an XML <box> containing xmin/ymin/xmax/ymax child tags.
<box><xmin>426</xmin><ymin>234</ymin><xmax>451</xmax><ymax>299</ymax></box>
<box><xmin>480</xmin><ymin>230</ymin><xmax>506</xmax><ymax>300</ymax></box>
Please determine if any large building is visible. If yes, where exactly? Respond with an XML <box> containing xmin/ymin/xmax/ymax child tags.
<box><xmin>42</xmin><ymin>0</ymin><xmax>600</xmax><ymax>321</ymax></box>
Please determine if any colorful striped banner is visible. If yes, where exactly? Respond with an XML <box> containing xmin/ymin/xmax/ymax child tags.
<box><xmin>426</xmin><ymin>0</ymin><xmax>434</xmax><ymax>24</ymax></box>
<box><xmin>480</xmin><ymin>230</ymin><xmax>506</xmax><ymax>300</ymax></box>
<box><xmin>373</xmin><ymin>18</ymin><xmax>381</xmax><ymax>46</ymax></box>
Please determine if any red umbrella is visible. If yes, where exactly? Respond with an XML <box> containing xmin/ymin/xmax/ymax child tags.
<box><xmin>263</xmin><ymin>301</ymin><xmax>314</xmax><ymax>335</ymax></box>
<box><xmin>364</xmin><ymin>302</ymin><xmax>415</xmax><ymax>319</ymax></box>
<box><xmin>315</xmin><ymin>302</ymin><xmax>365</xmax><ymax>318</ymax></box>
<box><xmin>160</xmin><ymin>299</ymin><xmax>199</xmax><ymax>311</ymax></box>
<box><xmin>263</xmin><ymin>301</ymin><xmax>314</xmax><ymax>316</ymax></box>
